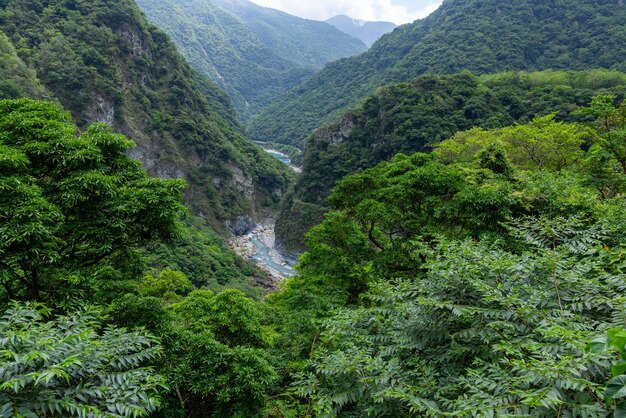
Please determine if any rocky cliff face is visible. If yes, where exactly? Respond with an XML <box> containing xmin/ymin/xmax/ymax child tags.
<box><xmin>0</xmin><ymin>0</ymin><xmax>293</xmax><ymax>232</ymax></box>
<box><xmin>310</xmin><ymin>113</ymin><xmax>354</xmax><ymax>148</ymax></box>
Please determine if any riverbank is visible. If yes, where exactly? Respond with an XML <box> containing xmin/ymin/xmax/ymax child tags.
<box><xmin>255</xmin><ymin>142</ymin><xmax>302</xmax><ymax>173</ymax></box>
<box><xmin>229</xmin><ymin>223</ymin><xmax>295</xmax><ymax>285</ymax></box>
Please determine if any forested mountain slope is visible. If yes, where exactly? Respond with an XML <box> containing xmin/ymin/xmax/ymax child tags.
<box><xmin>326</xmin><ymin>15</ymin><xmax>396</xmax><ymax>47</ymax></box>
<box><xmin>0</xmin><ymin>0</ymin><xmax>292</xmax><ymax>231</ymax></box>
<box><xmin>136</xmin><ymin>0</ymin><xmax>367</xmax><ymax>120</ymax></box>
<box><xmin>0</xmin><ymin>30</ymin><xmax>48</xmax><ymax>100</ymax></box>
<box><xmin>276</xmin><ymin>70</ymin><xmax>626</xmax><ymax>253</ymax></box>
<box><xmin>249</xmin><ymin>0</ymin><xmax>626</xmax><ymax>147</ymax></box>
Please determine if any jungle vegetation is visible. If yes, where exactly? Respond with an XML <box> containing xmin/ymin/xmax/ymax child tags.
<box><xmin>276</xmin><ymin>70</ymin><xmax>626</xmax><ymax>253</ymax></box>
<box><xmin>3</xmin><ymin>91</ymin><xmax>626</xmax><ymax>416</ymax></box>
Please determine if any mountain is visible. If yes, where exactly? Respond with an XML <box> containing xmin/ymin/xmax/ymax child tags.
<box><xmin>0</xmin><ymin>30</ymin><xmax>48</xmax><ymax>100</ymax></box>
<box><xmin>135</xmin><ymin>0</ymin><xmax>367</xmax><ymax>121</ymax></box>
<box><xmin>275</xmin><ymin>70</ymin><xmax>626</xmax><ymax>253</ymax></box>
<box><xmin>0</xmin><ymin>0</ymin><xmax>292</xmax><ymax>233</ymax></box>
<box><xmin>248</xmin><ymin>0</ymin><xmax>626</xmax><ymax>148</ymax></box>
<box><xmin>326</xmin><ymin>15</ymin><xmax>396</xmax><ymax>47</ymax></box>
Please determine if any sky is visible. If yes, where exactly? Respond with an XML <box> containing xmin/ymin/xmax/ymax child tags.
<box><xmin>248</xmin><ymin>0</ymin><xmax>443</xmax><ymax>25</ymax></box>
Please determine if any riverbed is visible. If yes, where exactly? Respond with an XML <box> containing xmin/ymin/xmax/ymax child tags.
<box><xmin>230</xmin><ymin>223</ymin><xmax>295</xmax><ymax>281</ymax></box>
<box><xmin>230</xmin><ymin>145</ymin><xmax>300</xmax><ymax>281</ymax></box>
<box><xmin>255</xmin><ymin>142</ymin><xmax>302</xmax><ymax>173</ymax></box>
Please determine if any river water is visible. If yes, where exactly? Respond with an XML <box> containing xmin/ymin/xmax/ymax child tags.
<box><xmin>265</xmin><ymin>150</ymin><xmax>291</xmax><ymax>166</ymax></box>
<box><xmin>230</xmin><ymin>145</ymin><xmax>299</xmax><ymax>281</ymax></box>
<box><xmin>249</xmin><ymin>228</ymin><xmax>295</xmax><ymax>278</ymax></box>
<box><xmin>255</xmin><ymin>142</ymin><xmax>301</xmax><ymax>172</ymax></box>
<box><xmin>229</xmin><ymin>224</ymin><xmax>295</xmax><ymax>281</ymax></box>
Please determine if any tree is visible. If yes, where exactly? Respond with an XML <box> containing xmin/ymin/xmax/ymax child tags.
<box><xmin>156</xmin><ymin>290</ymin><xmax>278</xmax><ymax>417</ymax></box>
<box><xmin>577</xmin><ymin>95</ymin><xmax>626</xmax><ymax>174</ymax></box>
<box><xmin>595</xmin><ymin>328</ymin><xmax>626</xmax><ymax>417</ymax></box>
<box><xmin>139</xmin><ymin>268</ymin><xmax>193</xmax><ymax>301</ymax></box>
<box><xmin>295</xmin><ymin>217</ymin><xmax>624</xmax><ymax>416</ymax></box>
<box><xmin>0</xmin><ymin>302</ymin><xmax>166</xmax><ymax>417</ymax></box>
<box><xmin>0</xmin><ymin>99</ymin><xmax>186</xmax><ymax>305</ymax></box>
<box><xmin>436</xmin><ymin>114</ymin><xmax>589</xmax><ymax>171</ymax></box>
<box><xmin>171</xmin><ymin>289</ymin><xmax>268</xmax><ymax>348</ymax></box>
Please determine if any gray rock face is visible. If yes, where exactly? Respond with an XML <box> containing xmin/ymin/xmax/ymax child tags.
<box><xmin>309</xmin><ymin>113</ymin><xmax>354</xmax><ymax>148</ymax></box>
<box><xmin>225</xmin><ymin>215</ymin><xmax>256</xmax><ymax>236</ymax></box>
<box><xmin>88</xmin><ymin>96</ymin><xmax>115</xmax><ymax>126</ymax></box>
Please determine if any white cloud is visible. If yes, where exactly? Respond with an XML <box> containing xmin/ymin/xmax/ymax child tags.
<box><xmin>249</xmin><ymin>0</ymin><xmax>442</xmax><ymax>25</ymax></box>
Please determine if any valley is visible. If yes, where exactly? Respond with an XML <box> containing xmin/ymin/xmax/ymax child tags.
<box><xmin>228</xmin><ymin>145</ymin><xmax>300</xmax><ymax>281</ymax></box>
<box><xmin>256</xmin><ymin>141</ymin><xmax>302</xmax><ymax>172</ymax></box>
<box><xmin>2</xmin><ymin>0</ymin><xmax>626</xmax><ymax>417</ymax></box>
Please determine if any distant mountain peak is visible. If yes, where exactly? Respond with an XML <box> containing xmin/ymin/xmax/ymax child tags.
<box><xmin>136</xmin><ymin>0</ymin><xmax>367</xmax><ymax>120</ymax></box>
<box><xmin>326</xmin><ymin>15</ymin><xmax>396</xmax><ymax>47</ymax></box>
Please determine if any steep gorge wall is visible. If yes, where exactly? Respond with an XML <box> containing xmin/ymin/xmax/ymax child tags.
<box><xmin>0</xmin><ymin>0</ymin><xmax>293</xmax><ymax>233</ymax></box>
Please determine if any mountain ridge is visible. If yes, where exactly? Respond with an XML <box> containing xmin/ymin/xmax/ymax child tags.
<box><xmin>275</xmin><ymin>70</ymin><xmax>626</xmax><ymax>253</ymax></box>
<box><xmin>248</xmin><ymin>0</ymin><xmax>626</xmax><ymax>148</ymax></box>
<box><xmin>0</xmin><ymin>0</ymin><xmax>293</xmax><ymax>232</ymax></box>
<box><xmin>136</xmin><ymin>0</ymin><xmax>367</xmax><ymax>121</ymax></box>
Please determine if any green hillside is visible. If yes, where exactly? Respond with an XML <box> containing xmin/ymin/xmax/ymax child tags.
<box><xmin>248</xmin><ymin>0</ymin><xmax>626</xmax><ymax>147</ymax></box>
<box><xmin>0</xmin><ymin>30</ymin><xmax>48</xmax><ymax>100</ymax></box>
<box><xmin>276</xmin><ymin>70</ymin><xmax>626</xmax><ymax>253</ymax></box>
<box><xmin>0</xmin><ymin>0</ymin><xmax>293</xmax><ymax>231</ymax></box>
<box><xmin>4</xmin><ymin>90</ymin><xmax>626</xmax><ymax>417</ymax></box>
<box><xmin>136</xmin><ymin>0</ymin><xmax>367</xmax><ymax>121</ymax></box>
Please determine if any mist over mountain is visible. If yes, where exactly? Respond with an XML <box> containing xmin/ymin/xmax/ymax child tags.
<box><xmin>326</xmin><ymin>14</ymin><xmax>396</xmax><ymax>47</ymax></box>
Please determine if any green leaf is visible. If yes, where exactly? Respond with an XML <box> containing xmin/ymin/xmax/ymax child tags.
<box><xmin>608</xmin><ymin>328</ymin><xmax>626</xmax><ymax>351</ymax></box>
<box><xmin>613</xmin><ymin>361</ymin><xmax>626</xmax><ymax>377</ymax></box>
<box><xmin>615</xmin><ymin>401</ymin><xmax>626</xmax><ymax>418</ymax></box>
<box><xmin>605</xmin><ymin>375</ymin><xmax>626</xmax><ymax>400</ymax></box>
<box><xmin>587</xmin><ymin>335</ymin><xmax>609</xmax><ymax>353</ymax></box>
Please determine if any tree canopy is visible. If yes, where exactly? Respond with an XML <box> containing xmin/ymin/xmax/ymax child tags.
<box><xmin>0</xmin><ymin>99</ymin><xmax>185</xmax><ymax>305</ymax></box>
<box><xmin>276</xmin><ymin>70</ymin><xmax>626</xmax><ymax>254</ymax></box>
<box><xmin>0</xmin><ymin>302</ymin><xmax>166</xmax><ymax>417</ymax></box>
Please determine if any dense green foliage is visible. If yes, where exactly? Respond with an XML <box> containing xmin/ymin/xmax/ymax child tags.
<box><xmin>107</xmin><ymin>289</ymin><xmax>282</xmax><ymax>418</ymax></box>
<box><xmin>326</xmin><ymin>15</ymin><xmax>396</xmax><ymax>47</ymax></box>
<box><xmin>142</xmin><ymin>215</ymin><xmax>268</xmax><ymax>298</ymax></box>
<box><xmin>276</xmin><ymin>70</ymin><xmax>626</xmax><ymax>253</ymax></box>
<box><xmin>0</xmin><ymin>303</ymin><xmax>165</xmax><ymax>417</ymax></box>
<box><xmin>0</xmin><ymin>30</ymin><xmax>47</xmax><ymax>100</ymax></box>
<box><xmin>0</xmin><ymin>96</ymin><xmax>289</xmax><ymax>418</ymax></box>
<box><xmin>0</xmin><ymin>98</ymin><xmax>283</xmax><ymax>417</ymax></box>
<box><xmin>5</xmin><ymin>1</ymin><xmax>626</xmax><ymax>416</ymax></box>
<box><xmin>0</xmin><ymin>0</ymin><xmax>293</xmax><ymax>229</ymax></box>
<box><xmin>266</xmin><ymin>96</ymin><xmax>626</xmax><ymax>416</ymax></box>
<box><xmin>295</xmin><ymin>221</ymin><xmax>624</xmax><ymax>416</ymax></box>
<box><xmin>136</xmin><ymin>0</ymin><xmax>367</xmax><ymax>121</ymax></box>
<box><xmin>5</xmin><ymin>93</ymin><xmax>626</xmax><ymax>417</ymax></box>
<box><xmin>0</xmin><ymin>99</ymin><xmax>185</xmax><ymax>306</ymax></box>
<box><xmin>248</xmin><ymin>0</ymin><xmax>626</xmax><ymax>147</ymax></box>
